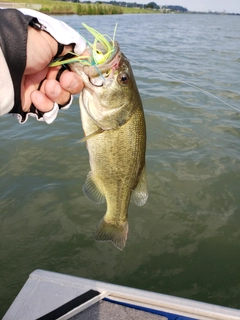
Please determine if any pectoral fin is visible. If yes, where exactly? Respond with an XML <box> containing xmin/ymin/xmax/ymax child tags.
<box><xmin>77</xmin><ymin>128</ymin><xmax>104</xmax><ymax>143</ymax></box>
<box><xmin>83</xmin><ymin>171</ymin><xmax>105</xmax><ymax>204</ymax></box>
<box><xmin>132</xmin><ymin>166</ymin><xmax>148</xmax><ymax>206</ymax></box>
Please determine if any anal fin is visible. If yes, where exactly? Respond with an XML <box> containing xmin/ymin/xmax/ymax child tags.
<box><xmin>132</xmin><ymin>165</ymin><xmax>148</xmax><ymax>206</ymax></box>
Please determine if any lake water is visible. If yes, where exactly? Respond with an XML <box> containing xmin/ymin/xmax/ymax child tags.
<box><xmin>1</xmin><ymin>13</ymin><xmax>240</xmax><ymax>316</ymax></box>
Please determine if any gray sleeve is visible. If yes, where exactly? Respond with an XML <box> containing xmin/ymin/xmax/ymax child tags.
<box><xmin>0</xmin><ymin>9</ymin><xmax>33</xmax><ymax>122</ymax></box>
<box><xmin>0</xmin><ymin>47</ymin><xmax>14</xmax><ymax>116</ymax></box>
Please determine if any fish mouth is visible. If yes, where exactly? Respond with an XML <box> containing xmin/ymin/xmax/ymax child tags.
<box><xmin>70</xmin><ymin>41</ymin><xmax>124</xmax><ymax>90</ymax></box>
<box><xmin>82</xmin><ymin>42</ymin><xmax>122</xmax><ymax>88</ymax></box>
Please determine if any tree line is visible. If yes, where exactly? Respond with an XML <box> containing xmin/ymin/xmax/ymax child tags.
<box><xmin>71</xmin><ymin>0</ymin><xmax>188</xmax><ymax>12</ymax></box>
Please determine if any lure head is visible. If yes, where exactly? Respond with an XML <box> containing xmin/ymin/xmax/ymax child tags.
<box><xmin>71</xmin><ymin>41</ymin><xmax>121</xmax><ymax>80</ymax></box>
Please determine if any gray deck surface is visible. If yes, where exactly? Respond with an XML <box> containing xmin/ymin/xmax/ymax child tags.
<box><xmin>70</xmin><ymin>300</ymin><xmax>167</xmax><ymax>320</ymax></box>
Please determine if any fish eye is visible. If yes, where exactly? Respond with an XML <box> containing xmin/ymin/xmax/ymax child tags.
<box><xmin>118</xmin><ymin>72</ymin><xmax>129</xmax><ymax>85</ymax></box>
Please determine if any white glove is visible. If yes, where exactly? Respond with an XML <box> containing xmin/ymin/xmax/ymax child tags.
<box><xmin>18</xmin><ymin>8</ymin><xmax>86</xmax><ymax>54</ymax></box>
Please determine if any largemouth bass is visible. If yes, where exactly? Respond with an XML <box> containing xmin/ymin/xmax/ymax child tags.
<box><xmin>71</xmin><ymin>42</ymin><xmax>148</xmax><ymax>250</ymax></box>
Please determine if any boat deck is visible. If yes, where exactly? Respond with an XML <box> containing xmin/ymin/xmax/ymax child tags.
<box><xmin>70</xmin><ymin>299</ymin><xmax>166</xmax><ymax>320</ymax></box>
<box><xmin>3</xmin><ymin>269</ymin><xmax>240</xmax><ymax>320</ymax></box>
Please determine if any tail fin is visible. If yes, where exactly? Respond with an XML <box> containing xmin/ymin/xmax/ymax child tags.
<box><xmin>94</xmin><ymin>218</ymin><xmax>128</xmax><ymax>251</ymax></box>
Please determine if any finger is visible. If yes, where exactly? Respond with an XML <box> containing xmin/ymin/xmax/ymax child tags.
<box><xmin>21</xmin><ymin>68</ymin><xmax>49</xmax><ymax>112</ymax></box>
<box><xmin>30</xmin><ymin>90</ymin><xmax>54</xmax><ymax>113</ymax></box>
<box><xmin>44</xmin><ymin>79</ymin><xmax>71</xmax><ymax>106</ymax></box>
<box><xmin>59</xmin><ymin>71</ymin><xmax>84</xmax><ymax>94</ymax></box>
<box><xmin>46</xmin><ymin>66</ymin><xmax>84</xmax><ymax>94</ymax></box>
<box><xmin>45</xmin><ymin>66</ymin><xmax>62</xmax><ymax>80</ymax></box>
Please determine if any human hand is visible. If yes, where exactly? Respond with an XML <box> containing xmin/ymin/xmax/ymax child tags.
<box><xmin>22</xmin><ymin>26</ymin><xmax>85</xmax><ymax>114</ymax></box>
<box><xmin>17</xmin><ymin>8</ymin><xmax>88</xmax><ymax>123</ymax></box>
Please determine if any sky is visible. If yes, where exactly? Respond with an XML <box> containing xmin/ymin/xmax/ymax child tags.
<box><xmin>135</xmin><ymin>0</ymin><xmax>240</xmax><ymax>14</ymax></box>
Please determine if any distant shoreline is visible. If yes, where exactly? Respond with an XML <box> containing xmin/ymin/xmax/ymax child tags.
<box><xmin>0</xmin><ymin>2</ymin><xmax>239</xmax><ymax>15</ymax></box>
<box><xmin>185</xmin><ymin>11</ymin><xmax>240</xmax><ymax>16</ymax></box>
